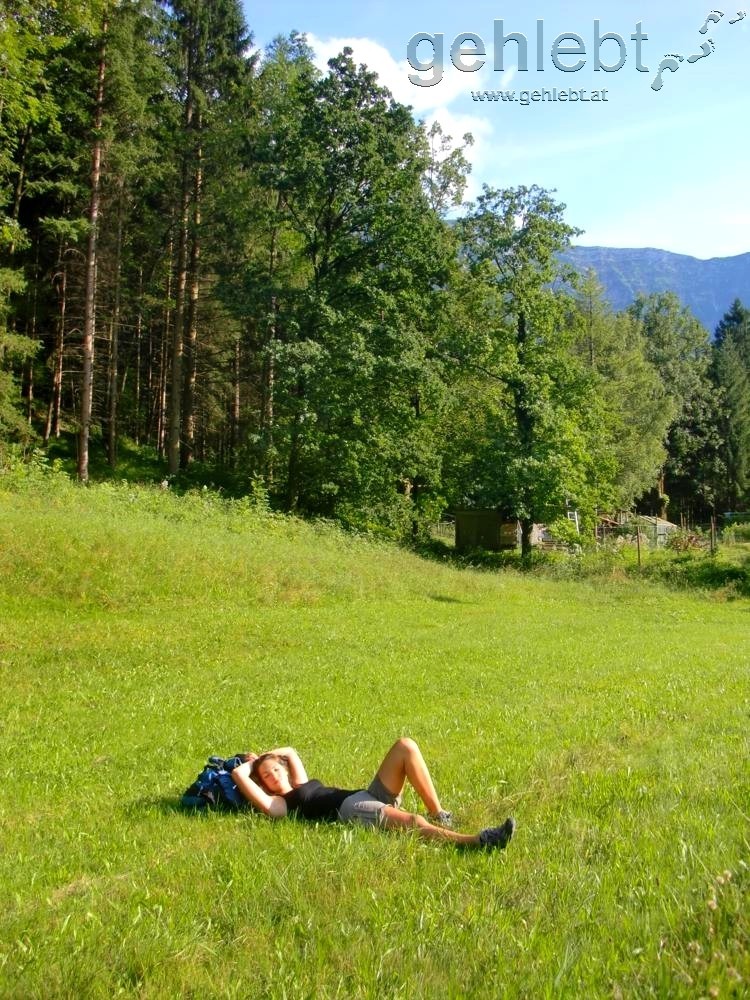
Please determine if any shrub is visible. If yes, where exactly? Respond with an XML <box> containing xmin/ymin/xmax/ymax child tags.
<box><xmin>666</xmin><ymin>529</ymin><xmax>709</xmax><ymax>552</ymax></box>
<box><xmin>722</xmin><ymin>523</ymin><xmax>750</xmax><ymax>543</ymax></box>
<box><xmin>634</xmin><ymin>548</ymin><xmax>750</xmax><ymax>598</ymax></box>
<box><xmin>545</xmin><ymin>517</ymin><xmax>582</xmax><ymax>548</ymax></box>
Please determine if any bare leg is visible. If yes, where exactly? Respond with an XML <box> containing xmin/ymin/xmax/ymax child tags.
<box><xmin>380</xmin><ymin>806</ymin><xmax>479</xmax><ymax>845</ymax></box>
<box><xmin>374</xmin><ymin>737</ymin><xmax>443</xmax><ymax>815</ymax></box>
<box><xmin>379</xmin><ymin>806</ymin><xmax>515</xmax><ymax>850</ymax></box>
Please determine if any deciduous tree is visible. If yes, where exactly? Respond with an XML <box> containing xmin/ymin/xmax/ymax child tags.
<box><xmin>453</xmin><ymin>185</ymin><xmax>611</xmax><ymax>557</ymax></box>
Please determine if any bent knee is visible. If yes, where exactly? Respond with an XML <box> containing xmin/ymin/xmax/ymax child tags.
<box><xmin>396</xmin><ymin>736</ymin><xmax>419</xmax><ymax>754</ymax></box>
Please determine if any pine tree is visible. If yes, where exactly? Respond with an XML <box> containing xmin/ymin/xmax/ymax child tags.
<box><xmin>715</xmin><ymin>298</ymin><xmax>750</xmax><ymax>351</ymax></box>
<box><xmin>162</xmin><ymin>0</ymin><xmax>253</xmax><ymax>475</ymax></box>
<box><xmin>629</xmin><ymin>292</ymin><xmax>717</xmax><ymax>519</ymax></box>
<box><xmin>712</xmin><ymin>300</ymin><xmax>750</xmax><ymax>508</ymax></box>
<box><xmin>0</xmin><ymin>0</ymin><xmax>63</xmax><ymax>453</ymax></box>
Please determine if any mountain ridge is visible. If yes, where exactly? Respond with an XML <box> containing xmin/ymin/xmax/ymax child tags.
<box><xmin>564</xmin><ymin>245</ymin><xmax>750</xmax><ymax>334</ymax></box>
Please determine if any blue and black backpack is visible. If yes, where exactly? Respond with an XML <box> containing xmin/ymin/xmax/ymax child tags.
<box><xmin>181</xmin><ymin>754</ymin><xmax>251</xmax><ymax>811</ymax></box>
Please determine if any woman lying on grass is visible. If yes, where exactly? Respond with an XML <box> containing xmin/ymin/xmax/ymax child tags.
<box><xmin>231</xmin><ymin>737</ymin><xmax>515</xmax><ymax>851</ymax></box>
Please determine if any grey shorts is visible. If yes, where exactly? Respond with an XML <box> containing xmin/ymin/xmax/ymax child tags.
<box><xmin>337</xmin><ymin>775</ymin><xmax>403</xmax><ymax>827</ymax></box>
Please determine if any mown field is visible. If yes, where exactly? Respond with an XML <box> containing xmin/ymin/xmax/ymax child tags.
<box><xmin>1</xmin><ymin>468</ymin><xmax>748</xmax><ymax>998</ymax></box>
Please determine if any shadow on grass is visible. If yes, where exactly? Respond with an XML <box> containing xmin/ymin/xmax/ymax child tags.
<box><xmin>412</xmin><ymin>536</ymin><xmax>526</xmax><ymax>573</ymax></box>
<box><xmin>126</xmin><ymin>796</ymin><xmax>247</xmax><ymax>818</ymax></box>
<box><xmin>126</xmin><ymin>796</ymin><xmax>195</xmax><ymax>817</ymax></box>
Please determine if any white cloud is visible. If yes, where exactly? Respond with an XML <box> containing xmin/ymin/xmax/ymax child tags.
<box><xmin>419</xmin><ymin>108</ymin><xmax>494</xmax><ymax>204</ymax></box>
<box><xmin>306</xmin><ymin>34</ymin><xmax>504</xmax><ymax>205</ymax></box>
<box><xmin>498</xmin><ymin>66</ymin><xmax>518</xmax><ymax>89</ymax></box>
<box><xmin>307</xmin><ymin>33</ymin><xmax>475</xmax><ymax>114</ymax></box>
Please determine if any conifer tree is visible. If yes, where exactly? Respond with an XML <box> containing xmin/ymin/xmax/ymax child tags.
<box><xmin>712</xmin><ymin>300</ymin><xmax>750</xmax><ymax>508</ymax></box>
<box><xmin>162</xmin><ymin>0</ymin><xmax>253</xmax><ymax>474</ymax></box>
<box><xmin>629</xmin><ymin>292</ymin><xmax>718</xmax><ymax>518</ymax></box>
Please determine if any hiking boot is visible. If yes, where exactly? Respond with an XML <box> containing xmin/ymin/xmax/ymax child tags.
<box><xmin>478</xmin><ymin>817</ymin><xmax>516</xmax><ymax>850</ymax></box>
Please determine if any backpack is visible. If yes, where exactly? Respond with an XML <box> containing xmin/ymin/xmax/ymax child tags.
<box><xmin>181</xmin><ymin>754</ymin><xmax>251</xmax><ymax>811</ymax></box>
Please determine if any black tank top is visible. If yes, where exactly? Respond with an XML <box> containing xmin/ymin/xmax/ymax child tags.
<box><xmin>282</xmin><ymin>779</ymin><xmax>359</xmax><ymax>821</ymax></box>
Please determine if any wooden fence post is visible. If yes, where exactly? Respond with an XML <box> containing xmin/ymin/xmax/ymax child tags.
<box><xmin>636</xmin><ymin>517</ymin><xmax>642</xmax><ymax>569</ymax></box>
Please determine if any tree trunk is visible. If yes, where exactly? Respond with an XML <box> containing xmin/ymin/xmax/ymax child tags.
<box><xmin>157</xmin><ymin>328</ymin><xmax>168</xmax><ymax>457</ymax></box>
<box><xmin>24</xmin><ymin>237</ymin><xmax>40</xmax><ymax>424</ymax></box>
<box><xmin>107</xmin><ymin>183</ymin><xmax>124</xmax><ymax>468</ymax></box>
<box><xmin>145</xmin><ymin>319</ymin><xmax>154</xmax><ymax>442</ymax></box>
<box><xmin>155</xmin><ymin>237</ymin><xmax>174</xmax><ymax>455</ymax></box>
<box><xmin>657</xmin><ymin>471</ymin><xmax>668</xmax><ymax>520</ymax></box>
<box><xmin>181</xmin><ymin>123</ymin><xmax>202</xmax><ymax>469</ymax></box>
<box><xmin>262</xmin><ymin>196</ymin><xmax>282</xmax><ymax>484</ymax></box>
<box><xmin>45</xmin><ymin>262</ymin><xmax>66</xmax><ymax>443</ymax></box>
<box><xmin>9</xmin><ymin>124</ymin><xmax>31</xmax><ymax>254</ymax></box>
<box><xmin>166</xmin><ymin>44</ymin><xmax>195</xmax><ymax>475</ymax></box>
<box><xmin>134</xmin><ymin>267</ymin><xmax>143</xmax><ymax>443</ymax></box>
<box><xmin>513</xmin><ymin>311</ymin><xmax>535</xmax><ymax>562</ymax></box>
<box><xmin>0</xmin><ymin>65</ymin><xmax>6</xmax><ymax>128</ymax></box>
<box><xmin>167</xmin><ymin>184</ymin><xmax>190</xmax><ymax>474</ymax></box>
<box><xmin>261</xmin><ymin>312</ymin><xmax>275</xmax><ymax>483</ymax></box>
<box><xmin>520</xmin><ymin>518</ymin><xmax>533</xmax><ymax>561</ymax></box>
<box><xmin>25</xmin><ymin>358</ymin><xmax>34</xmax><ymax>424</ymax></box>
<box><xmin>78</xmin><ymin>14</ymin><xmax>108</xmax><ymax>483</ymax></box>
<box><xmin>230</xmin><ymin>333</ymin><xmax>241</xmax><ymax>466</ymax></box>
<box><xmin>286</xmin><ymin>413</ymin><xmax>302</xmax><ymax>512</ymax></box>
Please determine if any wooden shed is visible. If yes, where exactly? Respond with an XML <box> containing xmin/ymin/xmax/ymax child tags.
<box><xmin>454</xmin><ymin>509</ymin><xmax>521</xmax><ymax>553</ymax></box>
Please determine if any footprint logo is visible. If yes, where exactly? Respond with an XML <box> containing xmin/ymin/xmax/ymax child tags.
<box><xmin>651</xmin><ymin>8</ymin><xmax>746</xmax><ymax>91</ymax></box>
<box><xmin>651</xmin><ymin>54</ymin><xmax>684</xmax><ymax>91</ymax></box>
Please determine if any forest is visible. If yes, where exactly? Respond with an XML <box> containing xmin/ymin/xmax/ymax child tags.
<box><xmin>2</xmin><ymin>0</ymin><xmax>749</xmax><ymax>551</ymax></box>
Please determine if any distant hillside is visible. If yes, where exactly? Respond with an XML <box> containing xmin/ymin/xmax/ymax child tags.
<box><xmin>565</xmin><ymin>246</ymin><xmax>750</xmax><ymax>334</ymax></box>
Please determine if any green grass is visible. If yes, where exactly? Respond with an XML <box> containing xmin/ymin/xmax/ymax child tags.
<box><xmin>1</xmin><ymin>468</ymin><xmax>748</xmax><ymax>998</ymax></box>
<box><xmin>43</xmin><ymin>432</ymin><xmax>256</xmax><ymax>496</ymax></box>
<box><xmin>44</xmin><ymin>432</ymin><xmax>168</xmax><ymax>485</ymax></box>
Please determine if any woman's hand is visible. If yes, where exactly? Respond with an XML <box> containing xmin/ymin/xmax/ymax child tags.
<box><xmin>267</xmin><ymin>747</ymin><xmax>308</xmax><ymax>787</ymax></box>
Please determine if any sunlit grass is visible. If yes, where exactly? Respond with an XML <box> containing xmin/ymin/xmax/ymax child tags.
<box><xmin>1</xmin><ymin>472</ymin><xmax>748</xmax><ymax>997</ymax></box>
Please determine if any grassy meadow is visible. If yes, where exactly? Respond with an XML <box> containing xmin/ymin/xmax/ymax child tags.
<box><xmin>1</xmin><ymin>466</ymin><xmax>749</xmax><ymax>998</ymax></box>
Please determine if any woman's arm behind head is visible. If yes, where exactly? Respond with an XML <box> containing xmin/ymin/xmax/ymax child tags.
<box><xmin>263</xmin><ymin>747</ymin><xmax>308</xmax><ymax>787</ymax></box>
<box><xmin>231</xmin><ymin>760</ymin><xmax>288</xmax><ymax>818</ymax></box>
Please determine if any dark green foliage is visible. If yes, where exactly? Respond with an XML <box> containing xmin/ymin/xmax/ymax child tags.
<box><xmin>714</xmin><ymin>297</ymin><xmax>750</xmax><ymax>349</ymax></box>
<box><xmin>570</xmin><ymin>272</ymin><xmax>673</xmax><ymax>511</ymax></box>
<box><xmin>216</xmin><ymin>43</ymin><xmax>452</xmax><ymax>531</ymax></box>
<box><xmin>629</xmin><ymin>292</ymin><xmax>721</xmax><ymax>519</ymax></box>
<box><xmin>711</xmin><ymin>300</ymin><xmax>750</xmax><ymax>509</ymax></box>
<box><xmin>637</xmin><ymin>548</ymin><xmax>750</xmax><ymax>597</ymax></box>
<box><xmin>450</xmin><ymin>185</ymin><xmax>613</xmax><ymax>556</ymax></box>
<box><xmin>1</xmin><ymin>4</ymin><xmax>745</xmax><ymax>533</ymax></box>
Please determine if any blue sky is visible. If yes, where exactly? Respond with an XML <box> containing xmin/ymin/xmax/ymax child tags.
<box><xmin>243</xmin><ymin>1</ymin><xmax>750</xmax><ymax>259</ymax></box>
